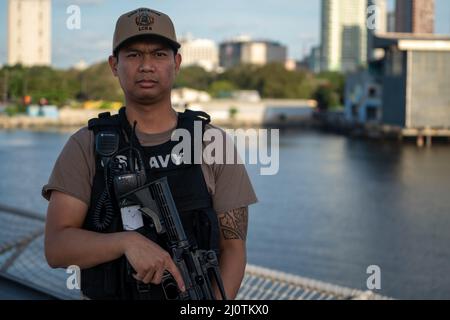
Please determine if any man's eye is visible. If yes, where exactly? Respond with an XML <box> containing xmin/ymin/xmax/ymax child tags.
<box><xmin>155</xmin><ymin>52</ymin><xmax>167</xmax><ymax>57</ymax></box>
<box><xmin>127</xmin><ymin>53</ymin><xmax>138</xmax><ymax>58</ymax></box>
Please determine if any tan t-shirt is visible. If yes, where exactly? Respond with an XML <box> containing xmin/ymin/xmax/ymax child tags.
<box><xmin>42</xmin><ymin>123</ymin><xmax>257</xmax><ymax>214</ymax></box>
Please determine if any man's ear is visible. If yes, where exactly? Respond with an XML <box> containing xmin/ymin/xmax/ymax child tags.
<box><xmin>108</xmin><ymin>55</ymin><xmax>118</xmax><ymax>77</ymax></box>
<box><xmin>174</xmin><ymin>53</ymin><xmax>182</xmax><ymax>74</ymax></box>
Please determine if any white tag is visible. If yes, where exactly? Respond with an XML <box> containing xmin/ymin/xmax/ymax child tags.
<box><xmin>120</xmin><ymin>205</ymin><xmax>144</xmax><ymax>231</ymax></box>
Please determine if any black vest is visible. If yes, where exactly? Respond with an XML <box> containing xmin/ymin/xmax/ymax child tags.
<box><xmin>81</xmin><ymin>107</ymin><xmax>220</xmax><ymax>300</ymax></box>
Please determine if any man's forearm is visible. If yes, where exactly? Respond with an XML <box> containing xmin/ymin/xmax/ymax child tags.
<box><xmin>46</xmin><ymin>228</ymin><xmax>131</xmax><ymax>269</ymax></box>
<box><xmin>215</xmin><ymin>244</ymin><xmax>246</xmax><ymax>299</ymax></box>
<box><xmin>214</xmin><ymin>206</ymin><xmax>249</xmax><ymax>299</ymax></box>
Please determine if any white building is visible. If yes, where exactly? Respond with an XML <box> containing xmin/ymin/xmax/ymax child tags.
<box><xmin>171</xmin><ymin>88</ymin><xmax>211</xmax><ymax>108</ymax></box>
<box><xmin>320</xmin><ymin>0</ymin><xmax>368</xmax><ymax>72</ymax></box>
<box><xmin>179</xmin><ymin>36</ymin><xmax>219</xmax><ymax>72</ymax></box>
<box><xmin>8</xmin><ymin>0</ymin><xmax>52</xmax><ymax>66</ymax></box>
<box><xmin>219</xmin><ymin>37</ymin><xmax>287</xmax><ymax>69</ymax></box>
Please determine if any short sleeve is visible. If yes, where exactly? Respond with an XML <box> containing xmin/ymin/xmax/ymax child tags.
<box><xmin>41</xmin><ymin>127</ymin><xmax>95</xmax><ymax>205</ymax></box>
<box><xmin>202</xmin><ymin>125</ymin><xmax>258</xmax><ymax>213</ymax></box>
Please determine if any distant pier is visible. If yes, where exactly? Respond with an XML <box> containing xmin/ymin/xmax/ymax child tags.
<box><xmin>316</xmin><ymin>111</ymin><xmax>450</xmax><ymax>147</ymax></box>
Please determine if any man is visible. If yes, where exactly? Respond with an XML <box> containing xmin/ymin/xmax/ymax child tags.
<box><xmin>42</xmin><ymin>7</ymin><xmax>257</xmax><ymax>300</ymax></box>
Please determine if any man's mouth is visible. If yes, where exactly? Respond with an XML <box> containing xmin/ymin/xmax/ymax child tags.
<box><xmin>136</xmin><ymin>79</ymin><xmax>158</xmax><ymax>88</ymax></box>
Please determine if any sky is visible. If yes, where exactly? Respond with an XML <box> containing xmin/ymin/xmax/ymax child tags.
<box><xmin>0</xmin><ymin>0</ymin><xmax>449</xmax><ymax>69</ymax></box>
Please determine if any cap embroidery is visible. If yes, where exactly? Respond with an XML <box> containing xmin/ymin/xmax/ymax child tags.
<box><xmin>135</xmin><ymin>11</ymin><xmax>155</xmax><ymax>31</ymax></box>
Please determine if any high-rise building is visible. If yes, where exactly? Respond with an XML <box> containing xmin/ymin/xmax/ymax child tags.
<box><xmin>219</xmin><ymin>37</ymin><xmax>287</xmax><ymax>69</ymax></box>
<box><xmin>320</xmin><ymin>0</ymin><xmax>368</xmax><ymax>73</ymax></box>
<box><xmin>387</xmin><ymin>11</ymin><xmax>396</xmax><ymax>32</ymax></box>
<box><xmin>302</xmin><ymin>46</ymin><xmax>321</xmax><ymax>73</ymax></box>
<box><xmin>179</xmin><ymin>35</ymin><xmax>219</xmax><ymax>72</ymax></box>
<box><xmin>395</xmin><ymin>0</ymin><xmax>434</xmax><ymax>34</ymax></box>
<box><xmin>8</xmin><ymin>0</ymin><xmax>52</xmax><ymax>66</ymax></box>
<box><xmin>367</xmin><ymin>0</ymin><xmax>388</xmax><ymax>61</ymax></box>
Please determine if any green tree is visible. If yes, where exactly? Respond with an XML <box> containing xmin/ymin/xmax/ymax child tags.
<box><xmin>26</xmin><ymin>66</ymin><xmax>79</xmax><ymax>105</ymax></box>
<box><xmin>0</xmin><ymin>61</ymin><xmax>347</xmax><ymax>108</ymax></box>
<box><xmin>219</xmin><ymin>64</ymin><xmax>260</xmax><ymax>90</ymax></box>
<box><xmin>218</xmin><ymin>63</ymin><xmax>317</xmax><ymax>99</ymax></box>
<box><xmin>208</xmin><ymin>80</ymin><xmax>236</xmax><ymax>98</ymax></box>
<box><xmin>81</xmin><ymin>62</ymin><xmax>123</xmax><ymax>101</ymax></box>
<box><xmin>257</xmin><ymin>63</ymin><xmax>314</xmax><ymax>99</ymax></box>
<box><xmin>313</xmin><ymin>84</ymin><xmax>339</xmax><ymax>111</ymax></box>
<box><xmin>175</xmin><ymin>66</ymin><xmax>214</xmax><ymax>91</ymax></box>
<box><xmin>1</xmin><ymin>64</ymin><xmax>82</xmax><ymax>106</ymax></box>
<box><xmin>316</xmin><ymin>71</ymin><xmax>345</xmax><ymax>105</ymax></box>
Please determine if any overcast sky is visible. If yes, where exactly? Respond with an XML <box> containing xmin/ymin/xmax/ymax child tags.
<box><xmin>0</xmin><ymin>0</ymin><xmax>449</xmax><ymax>69</ymax></box>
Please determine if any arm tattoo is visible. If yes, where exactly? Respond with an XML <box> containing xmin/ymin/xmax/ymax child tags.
<box><xmin>218</xmin><ymin>207</ymin><xmax>248</xmax><ymax>240</ymax></box>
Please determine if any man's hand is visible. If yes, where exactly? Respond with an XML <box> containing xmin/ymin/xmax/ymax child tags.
<box><xmin>123</xmin><ymin>232</ymin><xmax>186</xmax><ymax>292</ymax></box>
<box><xmin>45</xmin><ymin>190</ymin><xmax>184</xmax><ymax>293</ymax></box>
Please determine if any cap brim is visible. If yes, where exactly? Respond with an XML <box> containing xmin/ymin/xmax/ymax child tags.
<box><xmin>114</xmin><ymin>34</ymin><xmax>181</xmax><ymax>54</ymax></box>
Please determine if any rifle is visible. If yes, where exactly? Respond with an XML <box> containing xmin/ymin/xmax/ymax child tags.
<box><xmin>114</xmin><ymin>175</ymin><xmax>227</xmax><ymax>300</ymax></box>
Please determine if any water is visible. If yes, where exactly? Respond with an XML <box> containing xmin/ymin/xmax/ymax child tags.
<box><xmin>0</xmin><ymin>129</ymin><xmax>449</xmax><ymax>299</ymax></box>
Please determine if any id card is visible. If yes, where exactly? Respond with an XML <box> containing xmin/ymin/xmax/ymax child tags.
<box><xmin>120</xmin><ymin>205</ymin><xmax>144</xmax><ymax>230</ymax></box>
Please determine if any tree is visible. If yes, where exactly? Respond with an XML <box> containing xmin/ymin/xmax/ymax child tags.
<box><xmin>219</xmin><ymin>64</ymin><xmax>260</xmax><ymax>90</ymax></box>
<box><xmin>81</xmin><ymin>62</ymin><xmax>123</xmax><ymax>101</ymax></box>
<box><xmin>219</xmin><ymin>63</ymin><xmax>316</xmax><ymax>99</ymax></box>
<box><xmin>316</xmin><ymin>71</ymin><xmax>345</xmax><ymax>105</ymax></box>
<box><xmin>0</xmin><ymin>61</ymin><xmax>347</xmax><ymax>108</ymax></box>
<box><xmin>208</xmin><ymin>80</ymin><xmax>236</xmax><ymax>98</ymax></box>
<box><xmin>175</xmin><ymin>66</ymin><xmax>213</xmax><ymax>91</ymax></box>
<box><xmin>313</xmin><ymin>84</ymin><xmax>339</xmax><ymax>111</ymax></box>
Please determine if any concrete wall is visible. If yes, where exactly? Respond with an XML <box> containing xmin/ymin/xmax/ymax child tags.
<box><xmin>409</xmin><ymin>51</ymin><xmax>450</xmax><ymax>128</ymax></box>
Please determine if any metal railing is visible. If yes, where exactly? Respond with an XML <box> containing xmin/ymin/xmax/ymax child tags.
<box><xmin>0</xmin><ymin>203</ymin><xmax>390</xmax><ymax>300</ymax></box>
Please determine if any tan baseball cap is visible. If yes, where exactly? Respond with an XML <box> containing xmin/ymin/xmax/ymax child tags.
<box><xmin>112</xmin><ymin>8</ymin><xmax>181</xmax><ymax>54</ymax></box>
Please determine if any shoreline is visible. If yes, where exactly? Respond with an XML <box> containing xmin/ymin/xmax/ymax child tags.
<box><xmin>0</xmin><ymin>99</ymin><xmax>317</xmax><ymax>130</ymax></box>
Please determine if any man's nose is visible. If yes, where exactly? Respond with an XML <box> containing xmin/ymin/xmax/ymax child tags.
<box><xmin>139</xmin><ymin>54</ymin><xmax>155</xmax><ymax>72</ymax></box>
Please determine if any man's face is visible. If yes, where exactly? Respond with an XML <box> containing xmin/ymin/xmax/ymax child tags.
<box><xmin>109</xmin><ymin>39</ymin><xmax>181</xmax><ymax>105</ymax></box>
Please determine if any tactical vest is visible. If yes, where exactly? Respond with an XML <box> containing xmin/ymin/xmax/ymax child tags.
<box><xmin>81</xmin><ymin>107</ymin><xmax>220</xmax><ymax>300</ymax></box>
